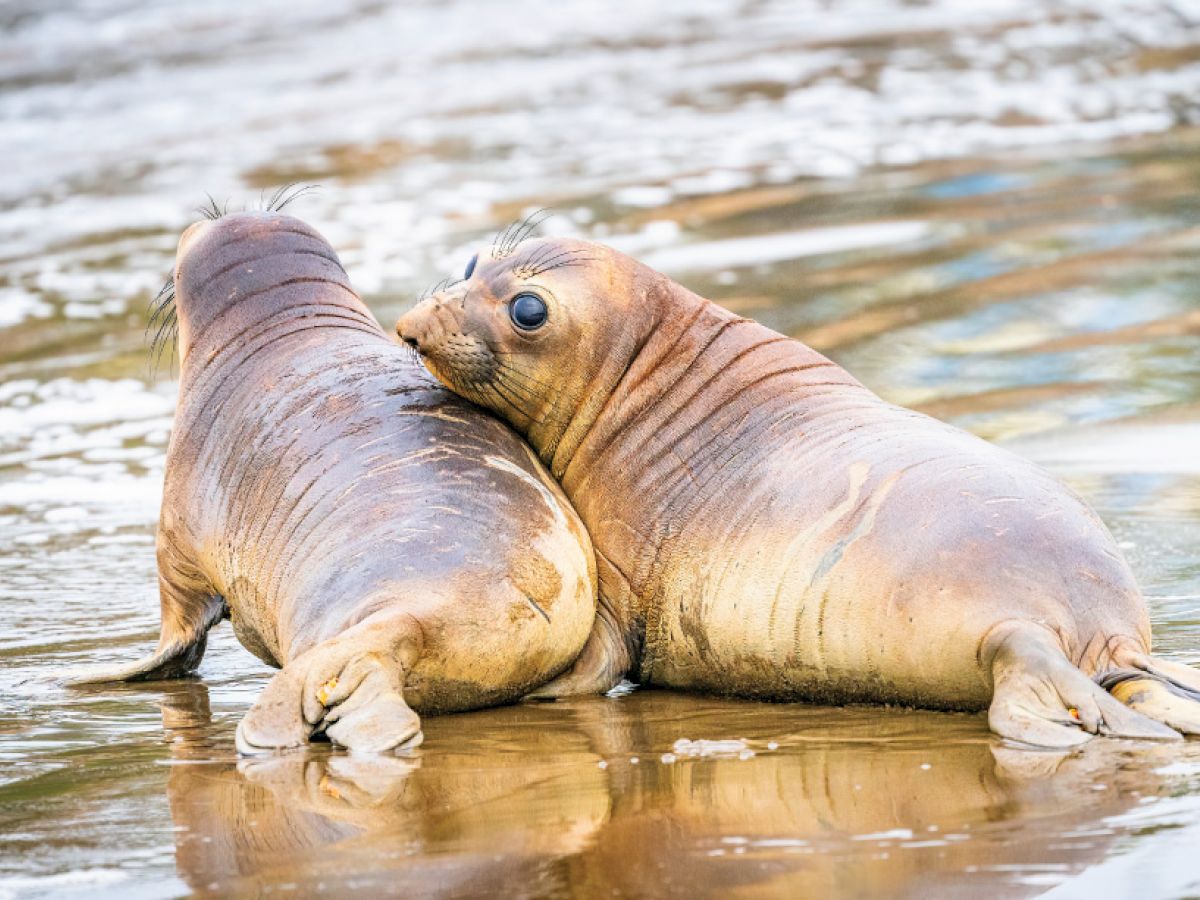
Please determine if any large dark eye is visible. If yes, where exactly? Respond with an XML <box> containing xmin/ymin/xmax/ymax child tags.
<box><xmin>463</xmin><ymin>253</ymin><xmax>478</xmax><ymax>280</ymax></box>
<box><xmin>509</xmin><ymin>293</ymin><xmax>548</xmax><ymax>330</ymax></box>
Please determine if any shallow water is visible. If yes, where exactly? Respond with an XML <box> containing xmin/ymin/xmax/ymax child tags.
<box><xmin>3</xmin><ymin>1</ymin><xmax>1200</xmax><ymax>897</ymax></box>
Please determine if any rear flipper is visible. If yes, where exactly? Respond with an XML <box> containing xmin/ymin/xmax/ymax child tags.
<box><xmin>65</xmin><ymin>590</ymin><xmax>226</xmax><ymax>685</ymax></box>
<box><xmin>986</xmin><ymin>623</ymin><xmax>1182</xmax><ymax>748</ymax></box>
<box><xmin>1097</xmin><ymin>658</ymin><xmax>1200</xmax><ymax>736</ymax></box>
<box><xmin>235</xmin><ymin>609</ymin><xmax>425</xmax><ymax>756</ymax></box>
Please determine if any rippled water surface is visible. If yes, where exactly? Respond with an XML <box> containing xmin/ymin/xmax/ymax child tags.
<box><xmin>4</xmin><ymin>1</ymin><xmax>1200</xmax><ymax>897</ymax></box>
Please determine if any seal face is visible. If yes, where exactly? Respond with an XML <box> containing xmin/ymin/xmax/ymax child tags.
<box><xmin>397</xmin><ymin>235</ymin><xmax>1200</xmax><ymax>748</ymax></box>
<box><xmin>71</xmin><ymin>213</ymin><xmax>597</xmax><ymax>755</ymax></box>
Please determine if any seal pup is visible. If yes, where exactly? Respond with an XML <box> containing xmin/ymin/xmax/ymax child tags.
<box><xmin>396</xmin><ymin>233</ymin><xmax>1200</xmax><ymax>748</ymax></box>
<box><xmin>71</xmin><ymin>213</ymin><xmax>596</xmax><ymax>754</ymax></box>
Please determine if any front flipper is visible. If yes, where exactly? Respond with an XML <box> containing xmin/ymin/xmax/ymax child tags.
<box><xmin>985</xmin><ymin>623</ymin><xmax>1181</xmax><ymax>748</ymax></box>
<box><xmin>65</xmin><ymin>586</ymin><xmax>226</xmax><ymax>685</ymax></box>
<box><xmin>235</xmin><ymin>609</ymin><xmax>424</xmax><ymax>755</ymax></box>
<box><xmin>523</xmin><ymin>598</ymin><xmax>629</xmax><ymax>700</ymax></box>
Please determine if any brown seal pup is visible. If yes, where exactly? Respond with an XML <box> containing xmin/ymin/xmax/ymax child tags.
<box><xmin>70</xmin><ymin>213</ymin><xmax>596</xmax><ymax>754</ymax></box>
<box><xmin>396</xmin><ymin>235</ymin><xmax>1200</xmax><ymax>748</ymax></box>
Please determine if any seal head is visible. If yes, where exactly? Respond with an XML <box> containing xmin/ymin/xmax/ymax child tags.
<box><xmin>398</xmin><ymin>237</ymin><xmax>669</xmax><ymax>476</ymax></box>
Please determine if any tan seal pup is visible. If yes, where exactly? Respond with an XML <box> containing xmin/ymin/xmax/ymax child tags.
<box><xmin>396</xmin><ymin>231</ymin><xmax>1200</xmax><ymax>748</ymax></box>
<box><xmin>71</xmin><ymin>212</ymin><xmax>596</xmax><ymax>754</ymax></box>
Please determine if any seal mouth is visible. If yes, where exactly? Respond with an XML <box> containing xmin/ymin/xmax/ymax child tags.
<box><xmin>424</xmin><ymin>333</ymin><xmax>502</xmax><ymax>398</ymax></box>
<box><xmin>397</xmin><ymin>301</ymin><xmax>527</xmax><ymax>415</ymax></box>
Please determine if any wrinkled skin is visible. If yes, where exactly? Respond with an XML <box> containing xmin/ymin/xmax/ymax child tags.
<box><xmin>397</xmin><ymin>236</ymin><xmax>1200</xmax><ymax>748</ymax></box>
<box><xmin>70</xmin><ymin>214</ymin><xmax>597</xmax><ymax>754</ymax></box>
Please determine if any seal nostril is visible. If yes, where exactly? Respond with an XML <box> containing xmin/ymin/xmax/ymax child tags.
<box><xmin>402</xmin><ymin>336</ymin><xmax>420</xmax><ymax>350</ymax></box>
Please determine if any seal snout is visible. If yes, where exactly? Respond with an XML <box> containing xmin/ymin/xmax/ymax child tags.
<box><xmin>396</xmin><ymin>297</ymin><xmax>500</xmax><ymax>397</ymax></box>
<box><xmin>395</xmin><ymin>307</ymin><xmax>426</xmax><ymax>352</ymax></box>
<box><xmin>396</xmin><ymin>296</ymin><xmax>452</xmax><ymax>357</ymax></box>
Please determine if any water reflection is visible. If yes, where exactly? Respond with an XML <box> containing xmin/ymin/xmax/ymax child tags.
<box><xmin>158</xmin><ymin>686</ymin><xmax>1197</xmax><ymax>897</ymax></box>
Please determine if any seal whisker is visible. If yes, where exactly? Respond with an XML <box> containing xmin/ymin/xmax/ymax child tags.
<box><xmin>263</xmin><ymin>184</ymin><xmax>293</xmax><ymax>213</ymax></box>
<box><xmin>198</xmin><ymin>193</ymin><xmax>224</xmax><ymax>221</ymax></box>
<box><xmin>526</xmin><ymin>241</ymin><xmax>567</xmax><ymax>266</ymax></box>
<box><xmin>533</xmin><ymin>258</ymin><xmax>597</xmax><ymax>276</ymax></box>
<box><xmin>146</xmin><ymin>274</ymin><xmax>179</xmax><ymax>378</ymax></box>
<box><xmin>527</xmin><ymin>252</ymin><xmax>597</xmax><ymax>278</ymax></box>
<box><xmin>514</xmin><ymin>242</ymin><xmax>564</xmax><ymax>277</ymax></box>
<box><xmin>149</xmin><ymin>290</ymin><xmax>174</xmax><ymax>321</ymax></box>
<box><xmin>490</xmin><ymin>358</ymin><xmax>559</xmax><ymax>399</ymax></box>
<box><xmin>491</xmin><ymin>370</ymin><xmax>541</xmax><ymax>407</ymax></box>
<box><xmin>493</xmin><ymin>371</ymin><xmax>572</xmax><ymax>433</ymax></box>
<box><xmin>401</xmin><ymin>342</ymin><xmax>422</xmax><ymax>366</ymax></box>
<box><xmin>149</xmin><ymin>305</ymin><xmax>179</xmax><ymax>378</ymax></box>
<box><xmin>492</xmin><ymin>219</ymin><xmax>519</xmax><ymax>260</ymax></box>
<box><xmin>493</xmin><ymin>207</ymin><xmax>554</xmax><ymax>261</ymax></box>
<box><xmin>147</xmin><ymin>277</ymin><xmax>176</xmax><ymax>329</ymax></box>
<box><xmin>455</xmin><ymin>371</ymin><xmax>507</xmax><ymax>414</ymax></box>
<box><xmin>269</xmin><ymin>183</ymin><xmax>321</xmax><ymax>213</ymax></box>
<box><xmin>483</xmin><ymin>369</ymin><xmax>539</xmax><ymax>416</ymax></box>
<box><xmin>513</xmin><ymin>245</ymin><xmax>597</xmax><ymax>279</ymax></box>
<box><xmin>494</xmin><ymin>360</ymin><xmax>559</xmax><ymax>395</ymax></box>
<box><xmin>506</xmin><ymin>208</ymin><xmax>553</xmax><ymax>255</ymax></box>
<box><xmin>482</xmin><ymin>379</ymin><xmax>526</xmax><ymax>419</ymax></box>
<box><xmin>502</xmin><ymin>217</ymin><xmax>530</xmax><ymax>256</ymax></box>
<box><xmin>416</xmin><ymin>278</ymin><xmax>446</xmax><ymax>304</ymax></box>
<box><xmin>263</xmin><ymin>186</ymin><xmax>284</xmax><ymax>212</ymax></box>
<box><xmin>497</xmin><ymin>220</ymin><xmax>518</xmax><ymax>256</ymax></box>
<box><xmin>488</xmin><ymin>375</ymin><xmax>565</xmax><ymax>432</ymax></box>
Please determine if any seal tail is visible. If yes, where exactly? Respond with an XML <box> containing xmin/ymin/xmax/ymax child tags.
<box><xmin>985</xmin><ymin>623</ymin><xmax>1183</xmax><ymax>748</ymax></box>
<box><xmin>64</xmin><ymin>591</ymin><xmax>226</xmax><ymax>685</ymax></box>
<box><xmin>1097</xmin><ymin>655</ymin><xmax>1200</xmax><ymax>736</ymax></box>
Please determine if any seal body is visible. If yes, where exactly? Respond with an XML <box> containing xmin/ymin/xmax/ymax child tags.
<box><xmin>397</xmin><ymin>235</ymin><xmax>1200</xmax><ymax>747</ymax></box>
<box><xmin>73</xmin><ymin>214</ymin><xmax>596</xmax><ymax>754</ymax></box>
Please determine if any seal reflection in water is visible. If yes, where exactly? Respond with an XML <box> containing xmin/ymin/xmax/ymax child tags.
<box><xmin>71</xmin><ymin>212</ymin><xmax>596</xmax><ymax>754</ymax></box>
<box><xmin>397</xmin><ymin>233</ymin><xmax>1200</xmax><ymax>748</ymax></box>
<box><xmin>160</xmin><ymin>687</ymin><xmax>1166</xmax><ymax>897</ymax></box>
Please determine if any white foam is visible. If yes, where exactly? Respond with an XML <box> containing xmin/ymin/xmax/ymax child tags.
<box><xmin>852</xmin><ymin>828</ymin><xmax>914</xmax><ymax>842</ymax></box>
<box><xmin>0</xmin><ymin>474</ymin><xmax>161</xmax><ymax>518</ymax></box>
<box><xmin>639</xmin><ymin>221</ymin><xmax>933</xmax><ymax>273</ymax></box>
<box><xmin>0</xmin><ymin>287</ymin><xmax>53</xmax><ymax>327</ymax></box>
<box><xmin>611</xmin><ymin>186</ymin><xmax>674</xmax><ymax>208</ymax></box>
<box><xmin>0</xmin><ymin>379</ymin><xmax>175</xmax><ymax>442</ymax></box>
<box><xmin>671</xmin><ymin>738</ymin><xmax>754</xmax><ymax>759</ymax></box>
<box><xmin>1009</xmin><ymin>423</ymin><xmax>1200</xmax><ymax>475</ymax></box>
<box><xmin>0</xmin><ymin>867</ymin><xmax>129</xmax><ymax>899</ymax></box>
